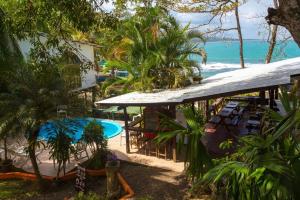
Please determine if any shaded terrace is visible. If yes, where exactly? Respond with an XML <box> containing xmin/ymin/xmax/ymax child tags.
<box><xmin>95</xmin><ymin>57</ymin><xmax>300</xmax><ymax>159</ymax></box>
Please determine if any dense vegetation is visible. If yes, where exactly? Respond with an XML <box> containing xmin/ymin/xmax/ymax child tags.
<box><xmin>156</xmin><ymin>87</ymin><xmax>300</xmax><ymax>199</ymax></box>
<box><xmin>101</xmin><ymin>6</ymin><xmax>206</xmax><ymax>94</ymax></box>
<box><xmin>0</xmin><ymin>0</ymin><xmax>113</xmax><ymax>189</ymax></box>
<box><xmin>1</xmin><ymin>0</ymin><xmax>300</xmax><ymax>199</ymax></box>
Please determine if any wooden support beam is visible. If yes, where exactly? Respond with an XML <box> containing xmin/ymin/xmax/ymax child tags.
<box><xmin>205</xmin><ymin>100</ymin><xmax>210</xmax><ymax>121</ymax></box>
<box><xmin>191</xmin><ymin>102</ymin><xmax>195</xmax><ymax>114</ymax></box>
<box><xmin>123</xmin><ymin>107</ymin><xmax>130</xmax><ymax>153</ymax></box>
<box><xmin>168</xmin><ymin>105</ymin><xmax>177</xmax><ymax>162</ymax></box>
<box><xmin>275</xmin><ymin>87</ymin><xmax>279</xmax><ymax>99</ymax></box>
<box><xmin>92</xmin><ymin>88</ymin><xmax>96</xmax><ymax>108</ymax></box>
<box><xmin>84</xmin><ymin>92</ymin><xmax>87</xmax><ymax>107</ymax></box>
<box><xmin>269</xmin><ymin>89</ymin><xmax>275</xmax><ymax>109</ymax></box>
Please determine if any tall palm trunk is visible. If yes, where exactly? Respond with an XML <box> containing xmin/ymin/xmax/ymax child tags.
<box><xmin>4</xmin><ymin>137</ymin><xmax>7</xmax><ymax>160</ymax></box>
<box><xmin>28</xmin><ymin>128</ymin><xmax>45</xmax><ymax>188</ymax></box>
<box><xmin>234</xmin><ymin>0</ymin><xmax>245</xmax><ymax>68</ymax></box>
<box><xmin>265</xmin><ymin>0</ymin><xmax>279</xmax><ymax>64</ymax></box>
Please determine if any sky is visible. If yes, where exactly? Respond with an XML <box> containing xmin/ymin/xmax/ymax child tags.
<box><xmin>103</xmin><ymin>0</ymin><xmax>282</xmax><ymax>39</ymax></box>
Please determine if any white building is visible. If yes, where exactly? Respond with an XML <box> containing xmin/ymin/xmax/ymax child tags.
<box><xmin>18</xmin><ymin>38</ymin><xmax>100</xmax><ymax>89</ymax></box>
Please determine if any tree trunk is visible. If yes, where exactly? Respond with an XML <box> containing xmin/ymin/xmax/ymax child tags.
<box><xmin>266</xmin><ymin>0</ymin><xmax>300</xmax><ymax>47</ymax></box>
<box><xmin>28</xmin><ymin>129</ymin><xmax>45</xmax><ymax>188</ymax></box>
<box><xmin>265</xmin><ymin>25</ymin><xmax>278</xmax><ymax>64</ymax></box>
<box><xmin>265</xmin><ymin>0</ymin><xmax>279</xmax><ymax>64</ymax></box>
<box><xmin>234</xmin><ymin>0</ymin><xmax>245</xmax><ymax>68</ymax></box>
<box><xmin>56</xmin><ymin>161</ymin><xmax>61</xmax><ymax>178</ymax></box>
<box><xmin>4</xmin><ymin>137</ymin><xmax>7</xmax><ymax>160</ymax></box>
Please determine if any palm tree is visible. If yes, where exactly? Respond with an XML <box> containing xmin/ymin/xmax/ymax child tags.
<box><xmin>0</xmin><ymin>8</ymin><xmax>23</xmax><ymax>91</ymax></box>
<box><xmin>155</xmin><ymin>107</ymin><xmax>212</xmax><ymax>180</ymax></box>
<box><xmin>102</xmin><ymin>6</ymin><xmax>207</xmax><ymax>94</ymax></box>
<box><xmin>0</xmin><ymin>58</ymin><xmax>82</xmax><ymax>187</ymax></box>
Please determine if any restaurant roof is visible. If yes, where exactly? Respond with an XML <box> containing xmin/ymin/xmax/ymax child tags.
<box><xmin>95</xmin><ymin>57</ymin><xmax>300</xmax><ymax>106</ymax></box>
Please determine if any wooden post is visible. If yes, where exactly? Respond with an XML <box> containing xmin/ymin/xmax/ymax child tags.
<box><xmin>295</xmin><ymin>79</ymin><xmax>300</xmax><ymax>98</ymax></box>
<box><xmin>84</xmin><ymin>92</ymin><xmax>87</xmax><ymax>107</ymax></box>
<box><xmin>205</xmin><ymin>100</ymin><xmax>210</xmax><ymax>122</ymax></box>
<box><xmin>168</xmin><ymin>105</ymin><xmax>177</xmax><ymax>162</ymax></box>
<box><xmin>269</xmin><ymin>89</ymin><xmax>275</xmax><ymax>109</ymax></box>
<box><xmin>105</xmin><ymin>161</ymin><xmax>121</xmax><ymax>199</ymax></box>
<box><xmin>191</xmin><ymin>102</ymin><xmax>195</xmax><ymax>114</ymax></box>
<box><xmin>123</xmin><ymin>107</ymin><xmax>130</xmax><ymax>153</ymax></box>
<box><xmin>91</xmin><ymin>88</ymin><xmax>96</xmax><ymax>117</ymax></box>
<box><xmin>275</xmin><ymin>87</ymin><xmax>279</xmax><ymax>99</ymax></box>
<box><xmin>259</xmin><ymin>90</ymin><xmax>266</xmax><ymax>105</ymax></box>
<box><xmin>92</xmin><ymin>87</ymin><xmax>96</xmax><ymax>108</ymax></box>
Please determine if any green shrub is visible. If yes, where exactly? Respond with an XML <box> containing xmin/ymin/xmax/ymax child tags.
<box><xmin>74</xmin><ymin>192</ymin><xmax>105</xmax><ymax>200</ymax></box>
<box><xmin>83</xmin><ymin>120</ymin><xmax>107</xmax><ymax>155</ymax></box>
<box><xmin>86</xmin><ymin>150</ymin><xmax>107</xmax><ymax>170</ymax></box>
<box><xmin>47</xmin><ymin>120</ymin><xmax>76</xmax><ymax>178</ymax></box>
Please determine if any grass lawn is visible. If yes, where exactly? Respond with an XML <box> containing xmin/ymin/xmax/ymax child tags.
<box><xmin>0</xmin><ymin>179</ymin><xmax>38</xmax><ymax>200</ymax></box>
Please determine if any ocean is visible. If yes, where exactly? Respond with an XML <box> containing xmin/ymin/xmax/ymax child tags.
<box><xmin>191</xmin><ymin>40</ymin><xmax>300</xmax><ymax>78</ymax></box>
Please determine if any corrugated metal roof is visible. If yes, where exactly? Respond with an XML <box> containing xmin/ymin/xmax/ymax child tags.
<box><xmin>95</xmin><ymin>57</ymin><xmax>300</xmax><ymax>106</ymax></box>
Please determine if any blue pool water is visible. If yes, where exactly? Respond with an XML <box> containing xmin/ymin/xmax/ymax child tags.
<box><xmin>39</xmin><ymin>118</ymin><xmax>122</xmax><ymax>142</ymax></box>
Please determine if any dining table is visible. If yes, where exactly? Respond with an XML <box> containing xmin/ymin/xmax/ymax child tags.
<box><xmin>225</xmin><ymin>101</ymin><xmax>240</xmax><ymax>109</ymax></box>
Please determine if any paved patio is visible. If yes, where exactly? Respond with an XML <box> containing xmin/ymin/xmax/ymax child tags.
<box><xmin>10</xmin><ymin>120</ymin><xmax>184</xmax><ymax>176</ymax></box>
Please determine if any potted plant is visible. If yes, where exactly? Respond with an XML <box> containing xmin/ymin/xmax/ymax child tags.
<box><xmin>83</xmin><ymin>120</ymin><xmax>107</xmax><ymax>155</ymax></box>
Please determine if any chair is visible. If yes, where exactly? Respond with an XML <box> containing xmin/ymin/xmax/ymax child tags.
<box><xmin>73</xmin><ymin>142</ymin><xmax>89</xmax><ymax>161</ymax></box>
<box><xmin>11</xmin><ymin>146</ymin><xmax>43</xmax><ymax>167</ymax></box>
<box><xmin>57</xmin><ymin>105</ymin><xmax>68</xmax><ymax>118</ymax></box>
<box><xmin>129</xmin><ymin>131</ymin><xmax>141</xmax><ymax>149</ymax></box>
<box><xmin>140</xmin><ymin>133</ymin><xmax>157</xmax><ymax>156</ymax></box>
<box><xmin>209</xmin><ymin>116</ymin><xmax>221</xmax><ymax>125</ymax></box>
<box><xmin>120</xmin><ymin>131</ymin><xmax>126</xmax><ymax>146</ymax></box>
<box><xmin>156</xmin><ymin>142</ymin><xmax>169</xmax><ymax>160</ymax></box>
<box><xmin>145</xmin><ymin>139</ymin><xmax>157</xmax><ymax>157</ymax></box>
<box><xmin>57</xmin><ymin>142</ymin><xmax>89</xmax><ymax>168</ymax></box>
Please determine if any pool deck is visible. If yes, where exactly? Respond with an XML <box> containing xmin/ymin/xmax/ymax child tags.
<box><xmin>11</xmin><ymin>120</ymin><xmax>184</xmax><ymax>176</ymax></box>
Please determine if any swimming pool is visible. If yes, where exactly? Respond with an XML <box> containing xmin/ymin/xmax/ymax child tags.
<box><xmin>38</xmin><ymin>118</ymin><xmax>122</xmax><ymax>141</ymax></box>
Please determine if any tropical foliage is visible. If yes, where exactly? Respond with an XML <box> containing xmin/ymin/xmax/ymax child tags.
<box><xmin>47</xmin><ymin>120</ymin><xmax>76</xmax><ymax>178</ymax></box>
<box><xmin>0</xmin><ymin>56</ymin><xmax>79</xmax><ymax>183</ymax></box>
<box><xmin>83</xmin><ymin>120</ymin><xmax>107</xmax><ymax>154</ymax></box>
<box><xmin>201</xmin><ymin>87</ymin><xmax>300</xmax><ymax>199</ymax></box>
<box><xmin>155</xmin><ymin>107</ymin><xmax>212</xmax><ymax>179</ymax></box>
<box><xmin>0</xmin><ymin>0</ymin><xmax>114</xmax><ymax>188</ymax></box>
<box><xmin>101</xmin><ymin>6</ymin><xmax>206</xmax><ymax>94</ymax></box>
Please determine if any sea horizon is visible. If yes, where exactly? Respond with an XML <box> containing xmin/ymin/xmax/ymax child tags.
<box><xmin>193</xmin><ymin>40</ymin><xmax>300</xmax><ymax>78</ymax></box>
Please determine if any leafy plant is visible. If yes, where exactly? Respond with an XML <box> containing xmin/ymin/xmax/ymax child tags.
<box><xmin>74</xmin><ymin>192</ymin><xmax>105</xmax><ymax>200</ymax></box>
<box><xmin>155</xmin><ymin>107</ymin><xmax>212</xmax><ymax>180</ymax></box>
<box><xmin>47</xmin><ymin>120</ymin><xmax>77</xmax><ymax>178</ymax></box>
<box><xmin>0</xmin><ymin>0</ymin><xmax>112</xmax><ymax>189</ymax></box>
<box><xmin>82</xmin><ymin>120</ymin><xmax>107</xmax><ymax>155</ymax></box>
<box><xmin>86</xmin><ymin>150</ymin><xmax>107</xmax><ymax>170</ymax></box>
<box><xmin>202</xmin><ymin>86</ymin><xmax>300</xmax><ymax>199</ymax></box>
<box><xmin>102</xmin><ymin>6</ymin><xmax>207</xmax><ymax>94</ymax></box>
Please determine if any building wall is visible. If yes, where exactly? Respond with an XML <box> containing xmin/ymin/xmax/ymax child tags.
<box><xmin>18</xmin><ymin>39</ymin><xmax>97</xmax><ymax>89</ymax></box>
<box><xmin>71</xmin><ymin>42</ymin><xmax>97</xmax><ymax>89</ymax></box>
